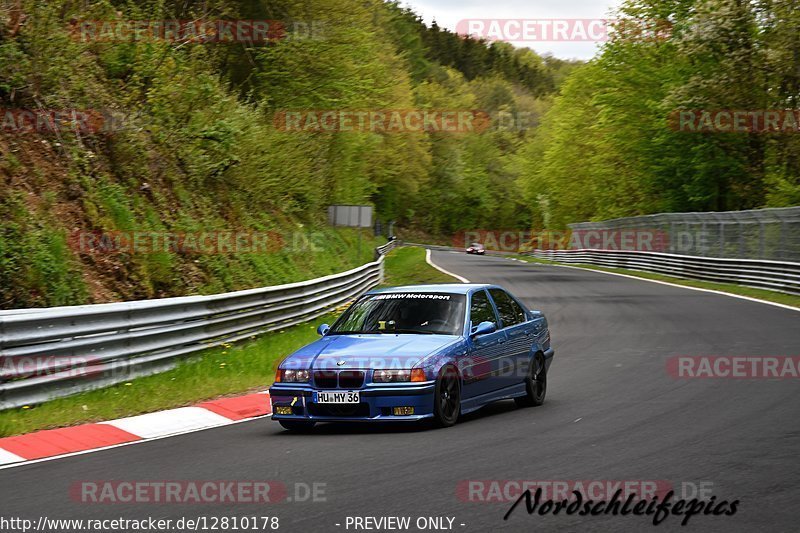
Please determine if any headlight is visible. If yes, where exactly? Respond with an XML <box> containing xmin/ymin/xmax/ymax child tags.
<box><xmin>373</xmin><ymin>369</ymin><xmax>426</xmax><ymax>383</ymax></box>
<box><xmin>374</xmin><ymin>369</ymin><xmax>410</xmax><ymax>382</ymax></box>
<box><xmin>276</xmin><ymin>369</ymin><xmax>310</xmax><ymax>383</ymax></box>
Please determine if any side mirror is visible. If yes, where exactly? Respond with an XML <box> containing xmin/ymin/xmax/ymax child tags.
<box><xmin>317</xmin><ymin>323</ymin><xmax>330</xmax><ymax>336</ymax></box>
<box><xmin>471</xmin><ymin>321</ymin><xmax>496</xmax><ymax>338</ymax></box>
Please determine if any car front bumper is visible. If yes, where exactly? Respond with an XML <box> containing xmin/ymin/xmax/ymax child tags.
<box><xmin>269</xmin><ymin>382</ymin><xmax>437</xmax><ymax>422</ymax></box>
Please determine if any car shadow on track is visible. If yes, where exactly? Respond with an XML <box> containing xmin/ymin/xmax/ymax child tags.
<box><xmin>266</xmin><ymin>400</ymin><xmax>547</xmax><ymax>436</ymax></box>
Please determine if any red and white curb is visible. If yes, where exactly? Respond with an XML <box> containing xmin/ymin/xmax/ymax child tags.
<box><xmin>0</xmin><ymin>392</ymin><xmax>271</xmax><ymax>468</ymax></box>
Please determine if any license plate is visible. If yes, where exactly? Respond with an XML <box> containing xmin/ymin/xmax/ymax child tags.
<box><xmin>313</xmin><ymin>391</ymin><xmax>360</xmax><ymax>404</ymax></box>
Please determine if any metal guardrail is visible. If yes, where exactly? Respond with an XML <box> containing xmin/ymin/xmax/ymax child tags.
<box><xmin>569</xmin><ymin>206</ymin><xmax>800</xmax><ymax>262</ymax></box>
<box><xmin>0</xmin><ymin>240</ymin><xmax>398</xmax><ymax>410</ymax></box>
<box><xmin>407</xmin><ymin>241</ymin><xmax>800</xmax><ymax>296</ymax></box>
<box><xmin>526</xmin><ymin>249</ymin><xmax>800</xmax><ymax>296</ymax></box>
<box><xmin>375</xmin><ymin>239</ymin><xmax>397</xmax><ymax>257</ymax></box>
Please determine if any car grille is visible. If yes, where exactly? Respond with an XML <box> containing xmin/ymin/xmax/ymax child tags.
<box><xmin>312</xmin><ymin>370</ymin><xmax>365</xmax><ymax>389</ymax></box>
<box><xmin>313</xmin><ymin>371</ymin><xmax>338</xmax><ymax>389</ymax></box>
<box><xmin>307</xmin><ymin>403</ymin><xmax>371</xmax><ymax>417</ymax></box>
<box><xmin>338</xmin><ymin>371</ymin><xmax>365</xmax><ymax>388</ymax></box>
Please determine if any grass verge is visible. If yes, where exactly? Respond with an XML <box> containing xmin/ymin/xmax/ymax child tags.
<box><xmin>381</xmin><ymin>246</ymin><xmax>457</xmax><ymax>286</ymax></box>
<box><xmin>0</xmin><ymin>246</ymin><xmax>455</xmax><ymax>436</ymax></box>
<box><xmin>514</xmin><ymin>255</ymin><xmax>800</xmax><ymax>309</ymax></box>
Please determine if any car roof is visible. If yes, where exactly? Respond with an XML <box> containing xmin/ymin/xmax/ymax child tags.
<box><xmin>367</xmin><ymin>283</ymin><xmax>497</xmax><ymax>295</ymax></box>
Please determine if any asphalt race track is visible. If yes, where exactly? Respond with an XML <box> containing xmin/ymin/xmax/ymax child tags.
<box><xmin>2</xmin><ymin>251</ymin><xmax>799</xmax><ymax>532</ymax></box>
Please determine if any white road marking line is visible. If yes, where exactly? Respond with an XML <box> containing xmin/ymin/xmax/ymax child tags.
<box><xmin>516</xmin><ymin>260</ymin><xmax>799</xmax><ymax>313</ymax></box>
<box><xmin>426</xmin><ymin>249</ymin><xmax>470</xmax><ymax>283</ymax></box>
<box><xmin>0</xmin><ymin>448</ymin><xmax>26</xmax><ymax>465</ymax></box>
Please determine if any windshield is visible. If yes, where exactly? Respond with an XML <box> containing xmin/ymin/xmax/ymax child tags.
<box><xmin>330</xmin><ymin>293</ymin><xmax>466</xmax><ymax>335</ymax></box>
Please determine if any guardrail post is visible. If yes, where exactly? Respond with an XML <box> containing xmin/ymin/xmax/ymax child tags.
<box><xmin>739</xmin><ymin>221</ymin><xmax>745</xmax><ymax>257</ymax></box>
<box><xmin>778</xmin><ymin>221</ymin><xmax>786</xmax><ymax>260</ymax></box>
<box><xmin>700</xmin><ymin>221</ymin><xmax>707</xmax><ymax>257</ymax></box>
<box><xmin>669</xmin><ymin>222</ymin><xmax>676</xmax><ymax>253</ymax></box>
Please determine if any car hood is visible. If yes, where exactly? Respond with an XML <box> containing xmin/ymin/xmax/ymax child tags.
<box><xmin>282</xmin><ymin>334</ymin><xmax>460</xmax><ymax>370</ymax></box>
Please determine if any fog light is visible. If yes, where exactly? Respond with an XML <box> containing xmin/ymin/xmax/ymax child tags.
<box><xmin>275</xmin><ymin>406</ymin><xmax>293</xmax><ymax>415</ymax></box>
<box><xmin>393</xmin><ymin>406</ymin><xmax>415</xmax><ymax>416</ymax></box>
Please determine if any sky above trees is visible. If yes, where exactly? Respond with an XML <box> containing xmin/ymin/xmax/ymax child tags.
<box><xmin>403</xmin><ymin>0</ymin><xmax>622</xmax><ymax>59</ymax></box>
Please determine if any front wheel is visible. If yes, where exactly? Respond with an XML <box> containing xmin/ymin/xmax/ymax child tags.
<box><xmin>515</xmin><ymin>353</ymin><xmax>547</xmax><ymax>407</ymax></box>
<box><xmin>279</xmin><ymin>420</ymin><xmax>316</xmax><ymax>432</ymax></box>
<box><xmin>433</xmin><ymin>366</ymin><xmax>461</xmax><ymax>427</ymax></box>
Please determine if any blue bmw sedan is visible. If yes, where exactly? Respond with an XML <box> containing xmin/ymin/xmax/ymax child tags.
<box><xmin>269</xmin><ymin>284</ymin><xmax>554</xmax><ymax>430</ymax></box>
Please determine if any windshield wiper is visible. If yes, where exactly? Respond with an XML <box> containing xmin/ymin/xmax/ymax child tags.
<box><xmin>329</xmin><ymin>329</ymin><xmax>450</xmax><ymax>335</ymax></box>
<box><xmin>328</xmin><ymin>330</ymin><xmax>386</xmax><ymax>335</ymax></box>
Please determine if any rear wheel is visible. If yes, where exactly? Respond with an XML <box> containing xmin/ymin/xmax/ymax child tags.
<box><xmin>433</xmin><ymin>366</ymin><xmax>461</xmax><ymax>427</ymax></box>
<box><xmin>515</xmin><ymin>353</ymin><xmax>547</xmax><ymax>407</ymax></box>
<box><xmin>279</xmin><ymin>420</ymin><xmax>316</xmax><ymax>432</ymax></box>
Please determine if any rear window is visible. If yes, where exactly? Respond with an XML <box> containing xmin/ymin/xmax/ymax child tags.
<box><xmin>489</xmin><ymin>289</ymin><xmax>527</xmax><ymax>328</ymax></box>
<box><xmin>330</xmin><ymin>293</ymin><xmax>466</xmax><ymax>335</ymax></box>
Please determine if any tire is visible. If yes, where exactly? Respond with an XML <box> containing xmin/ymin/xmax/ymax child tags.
<box><xmin>515</xmin><ymin>353</ymin><xmax>547</xmax><ymax>407</ymax></box>
<box><xmin>433</xmin><ymin>366</ymin><xmax>461</xmax><ymax>427</ymax></box>
<box><xmin>279</xmin><ymin>420</ymin><xmax>316</xmax><ymax>432</ymax></box>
